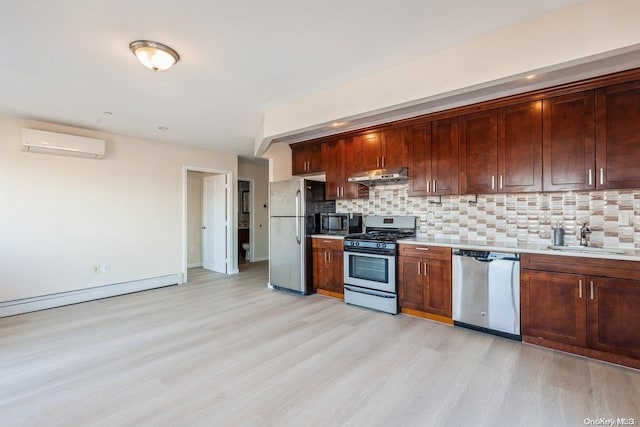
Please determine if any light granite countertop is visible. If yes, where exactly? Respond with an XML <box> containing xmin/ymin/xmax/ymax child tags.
<box><xmin>398</xmin><ymin>237</ymin><xmax>640</xmax><ymax>262</ymax></box>
<box><xmin>311</xmin><ymin>234</ymin><xmax>345</xmax><ymax>240</ymax></box>
<box><xmin>311</xmin><ymin>234</ymin><xmax>640</xmax><ymax>261</ymax></box>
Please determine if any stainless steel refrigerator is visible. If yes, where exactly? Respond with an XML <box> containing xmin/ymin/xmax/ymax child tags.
<box><xmin>269</xmin><ymin>178</ymin><xmax>333</xmax><ymax>294</ymax></box>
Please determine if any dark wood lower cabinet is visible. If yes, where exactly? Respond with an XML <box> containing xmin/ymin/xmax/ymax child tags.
<box><xmin>521</xmin><ymin>254</ymin><xmax>640</xmax><ymax>369</ymax></box>
<box><xmin>312</xmin><ymin>238</ymin><xmax>344</xmax><ymax>297</ymax></box>
<box><xmin>398</xmin><ymin>245</ymin><xmax>452</xmax><ymax>322</ymax></box>
<box><xmin>521</xmin><ymin>269</ymin><xmax>586</xmax><ymax>347</ymax></box>
<box><xmin>587</xmin><ymin>277</ymin><xmax>640</xmax><ymax>359</ymax></box>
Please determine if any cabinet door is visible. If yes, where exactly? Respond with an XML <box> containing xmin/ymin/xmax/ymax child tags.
<box><xmin>312</xmin><ymin>247</ymin><xmax>327</xmax><ymax>291</ymax></box>
<box><xmin>322</xmin><ymin>140</ymin><xmax>341</xmax><ymax>200</ymax></box>
<box><xmin>342</xmin><ymin>137</ymin><xmax>366</xmax><ymax>199</ymax></box>
<box><xmin>459</xmin><ymin>109</ymin><xmax>498</xmax><ymax>194</ymax></box>
<box><xmin>291</xmin><ymin>144</ymin><xmax>323</xmax><ymax>175</ymax></box>
<box><xmin>306</xmin><ymin>143</ymin><xmax>323</xmax><ymax>173</ymax></box>
<box><xmin>424</xmin><ymin>258</ymin><xmax>452</xmax><ymax>317</ymax></box>
<box><xmin>587</xmin><ymin>277</ymin><xmax>640</xmax><ymax>358</ymax></box>
<box><xmin>498</xmin><ymin>101</ymin><xmax>542</xmax><ymax>192</ymax></box>
<box><xmin>407</xmin><ymin>123</ymin><xmax>430</xmax><ymax>196</ymax></box>
<box><xmin>359</xmin><ymin>132</ymin><xmax>383</xmax><ymax>170</ymax></box>
<box><xmin>596</xmin><ymin>80</ymin><xmax>640</xmax><ymax>189</ymax></box>
<box><xmin>291</xmin><ymin>146</ymin><xmax>308</xmax><ymax>175</ymax></box>
<box><xmin>381</xmin><ymin>127</ymin><xmax>407</xmax><ymax>169</ymax></box>
<box><xmin>398</xmin><ymin>256</ymin><xmax>423</xmax><ymax>311</ymax></box>
<box><xmin>329</xmin><ymin>248</ymin><xmax>344</xmax><ymax>294</ymax></box>
<box><xmin>431</xmin><ymin>117</ymin><xmax>459</xmax><ymax>195</ymax></box>
<box><xmin>521</xmin><ymin>270</ymin><xmax>587</xmax><ymax>347</ymax></box>
<box><xmin>542</xmin><ymin>91</ymin><xmax>595</xmax><ymax>191</ymax></box>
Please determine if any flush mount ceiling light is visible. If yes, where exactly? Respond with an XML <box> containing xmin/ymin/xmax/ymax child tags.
<box><xmin>129</xmin><ymin>40</ymin><xmax>180</xmax><ymax>72</ymax></box>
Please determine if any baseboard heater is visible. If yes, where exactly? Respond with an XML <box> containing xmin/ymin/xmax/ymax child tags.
<box><xmin>0</xmin><ymin>274</ymin><xmax>181</xmax><ymax>318</ymax></box>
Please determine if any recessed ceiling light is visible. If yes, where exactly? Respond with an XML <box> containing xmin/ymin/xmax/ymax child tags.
<box><xmin>158</xmin><ymin>126</ymin><xmax>168</xmax><ymax>131</ymax></box>
<box><xmin>526</xmin><ymin>74</ymin><xmax>537</xmax><ymax>80</ymax></box>
<box><xmin>129</xmin><ymin>40</ymin><xmax>180</xmax><ymax>72</ymax></box>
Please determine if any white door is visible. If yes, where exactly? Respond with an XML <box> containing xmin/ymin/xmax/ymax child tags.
<box><xmin>202</xmin><ymin>175</ymin><xmax>227</xmax><ymax>273</ymax></box>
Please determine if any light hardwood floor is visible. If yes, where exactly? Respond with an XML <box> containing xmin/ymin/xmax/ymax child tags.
<box><xmin>1</xmin><ymin>262</ymin><xmax>639</xmax><ymax>427</ymax></box>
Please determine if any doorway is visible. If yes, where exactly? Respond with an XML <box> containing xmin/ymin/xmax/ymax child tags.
<box><xmin>183</xmin><ymin>166</ymin><xmax>234</xmax><ymax>283</ymax></box>
<box><xmin>238</xmin><ymin>178</ymin><xmax>253</xmax><ymax>264</ymax></box>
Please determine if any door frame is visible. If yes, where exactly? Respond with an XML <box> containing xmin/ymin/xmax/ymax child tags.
<box><xmin>238</xmin><ymin>177</ymin><xmax>254</xmax><ymax>262</ymax></box>
<box><xmin>183</xmin><ymin>165</ymin><xmax>235</xmax><ymax>283</ymax></box>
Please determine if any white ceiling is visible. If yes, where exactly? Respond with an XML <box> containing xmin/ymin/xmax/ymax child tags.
<box><xmin>0</xmin><ymin>0</ymin><xmax>585</xmax><ymax>157</ymax></box>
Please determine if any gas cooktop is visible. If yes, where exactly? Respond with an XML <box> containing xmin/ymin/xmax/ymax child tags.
<box><xmin>344</xmin><ymin>230</ymin><xmax>415</xmax><ymax>242</ymax></box>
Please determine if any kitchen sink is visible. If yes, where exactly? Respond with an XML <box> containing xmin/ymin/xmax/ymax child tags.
<box><xmin>547</xmin><ymin>245</ymin><xmax>628</xmax><ymax>255</ymax></box>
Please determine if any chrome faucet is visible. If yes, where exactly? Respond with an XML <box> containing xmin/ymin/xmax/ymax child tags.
<box><xmin>579</xmin><ymin>222</ymin><xmax>591</xmax><ymax>246</ymax></box>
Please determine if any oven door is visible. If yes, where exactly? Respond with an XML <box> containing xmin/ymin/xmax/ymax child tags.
<box><xmin>343</xmin><ymin>250</ymin><xmax>395</xmax><ymax>293</ymax></box>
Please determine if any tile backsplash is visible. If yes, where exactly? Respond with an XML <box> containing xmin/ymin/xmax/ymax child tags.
<box><xmin>336</xmin><ymin>185</ymin><xmax>640</xmax><ymax>250</ymax></box>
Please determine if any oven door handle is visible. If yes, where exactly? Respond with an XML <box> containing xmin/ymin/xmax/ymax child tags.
<box><xmin>344</xmin><ymin>286</ymin><xmax>396</xmax><ymax>299</ymax></box>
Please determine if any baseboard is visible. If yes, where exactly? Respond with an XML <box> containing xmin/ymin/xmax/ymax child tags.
<box><xmin>400</xmin><ymin>308</ymin><xmax>454</xmax><ymax>325</ymax></box>
<box><xmin>0</xmin><ymin>274</ymin><xmax>181</xmax><ymax>318</ymax></box>
<box><xmin>316</xmin><ymin>289</ymin><xmax>344</xmax><ymax>300</ymax></box>
<box><xmin>252</xmin><ymin>256</ymin><xmax>268</xmax><ymax>262</ymax></box>
<box><xmin>187</xmin><ymin>262</ymin><xmax>203</xmax><ymax>268</ymax></box>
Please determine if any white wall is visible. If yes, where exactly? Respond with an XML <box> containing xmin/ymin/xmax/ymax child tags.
<box><xmin>0</xmin><ymin>116</ymin><xmax>237</xmax><ymax>302</ymax></box>
<box><xmin>256</xmin><ymin>0</ymin><xmax>640</xmax><ymax>153</ymax></box>
<box><xmin>238</xmin><ymin>160</ymin><xmax>269</xmax><ymax>261</ymax></box>
<box><xmin>263</xmin><ymin>142</ymin><xmax>292</xmax><ymax>182</ymax></box>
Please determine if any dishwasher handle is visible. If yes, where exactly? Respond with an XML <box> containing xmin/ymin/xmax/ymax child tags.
<box><xmin>453</xmin><ymin>249</ymin><xmax>520</xmax><ymax>262</ymax></box>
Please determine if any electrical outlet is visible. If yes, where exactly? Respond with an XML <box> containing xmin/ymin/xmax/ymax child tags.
<box><xmin>618</xmin><ymin>213</ymin><xmax>630</xmax><ymax>226</ymax></box>
<box><xmin>94</xmin><ymin>265</ymin><xmax>101</xmax><ymax>273</ymax></box>
<box><xmin>102</xmin><ymin>264</ymin><xmax>111</xmax><ymax>273</ymax></box>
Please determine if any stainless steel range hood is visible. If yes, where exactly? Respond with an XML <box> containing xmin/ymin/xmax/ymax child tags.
<box><xmin>348</xmin><ymin>167</ymin><xmax>408</xmax><ymax>186</ymax></box>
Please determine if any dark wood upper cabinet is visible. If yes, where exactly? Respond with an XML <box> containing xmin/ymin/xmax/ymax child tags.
<box><xmin>359</xmin><ymin>132</ymin><xmax>383</xmax><ymax>170</ymax></box>
<box><xmin>322</xmin><ymin>137</ymin><xmax>367</xmax><ymax>200</ymax></box>
<box><xmin>542</xmin><ymin>91</ymin><xmax>595</xmax><ymax>191</ymax></box>
<box><xmin>291</xmin><ymin>143</ymin><xmax>323</xmax><ymax>175</ymax></box>
<box><xmin>359</xmin><ymin>128</ymin><xmax>407</xmax><ymax>171</ymax></box>
<box><xmin>407</xmin><ymin>123</ymin><xmax>430</xmax><ymax>196</ymax></box>
<box><xmin>431</xmin><ymin>118</ymin><xmax>459</xmax><ymax>195</ymax></box>
<box><xmin>498</xmin><ymin>101</ymin><xmax>542</xmax><ymax>192</ymax></box>
<box><xmin>408</xmin><ymin>119</ymin><xmax>458</xmax><ymax>197</ymax></box>
<box><xmin>323</xmin><ymin>139</ymin><xmax>341</xmax><ymax>200</ymax></box>
<box><xmin>459</xmin><ymin>109</ymin><xmax>498</xmax><ymax>194</ymax></box>
<box><xmin>596</xmin><ymin>80</ymin><xmax>640</xmax><ymax>189</ymax></box>
<box><xmin>381</xmin><ymin>127</ymin><xmax>407</xmax><ymax>169</ymax></box>
<box><xmin>292</xmin><ymin>69</ymin><xmax>640</xmax><ymax>196</ymax></box>
<box><xmin>342</xmin><ymin>137</ymin><xmax>365</xmax><ymax>199</ymax></box>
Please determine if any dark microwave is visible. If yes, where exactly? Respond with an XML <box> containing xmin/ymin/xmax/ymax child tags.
<box><xmin>319</xmin><ymin>213</ymin><xmax>363</xmax><ymax>235</ymax></box>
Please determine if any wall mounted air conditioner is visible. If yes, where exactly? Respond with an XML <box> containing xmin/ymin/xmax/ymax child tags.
<box><xmin>21</xmin><ymin>128</ymin><xmax>106</xmax><ymax>159</ymax></box>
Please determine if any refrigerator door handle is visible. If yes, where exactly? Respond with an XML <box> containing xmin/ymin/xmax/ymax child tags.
<box><xmin>295</xmin><ymin>189</ymin><xmax>301</xmax><ymax>244</ymax></box>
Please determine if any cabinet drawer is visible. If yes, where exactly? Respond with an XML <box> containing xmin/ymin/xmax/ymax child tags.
<box><xmin>399</xmin><ymin>245</ymin><xmax>451</xmax><ymax>260</ymax></box>
<box><xmin>521</xmin><ymin>253</ymin><xmax>640</xmax><ymax>281</ymax></box>
<box><xmin>312</xmin><ymin>238</ymin><xmax>343</xmax><ymax>251</ymax></box>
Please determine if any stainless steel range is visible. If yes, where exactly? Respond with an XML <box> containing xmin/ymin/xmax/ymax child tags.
<box><xmin>343</xmin><ymin>215</ymin><xmax>416</xmax><ymax>314</ymax></box>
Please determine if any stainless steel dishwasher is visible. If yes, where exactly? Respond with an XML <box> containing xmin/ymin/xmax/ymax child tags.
<box><xmin>452</xmin><ymin>249</ymin><xmax>521</xmax><ymax>341</ymax></box>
